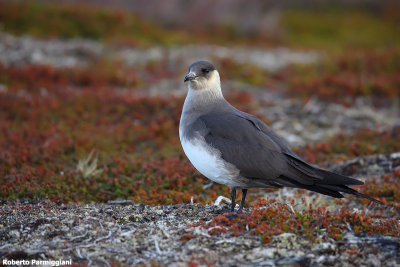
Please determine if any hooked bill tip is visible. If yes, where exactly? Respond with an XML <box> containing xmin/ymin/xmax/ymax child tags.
<box><xmin>184</xmin><ymin>72</ymin><xmax>196</xmax><ymax>82</ymax></box>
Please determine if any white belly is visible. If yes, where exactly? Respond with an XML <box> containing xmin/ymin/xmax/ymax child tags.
<box><xmin>179</xmin><ymin>133</ymin><xmax>243</xmax><ymax>187</ymax></box>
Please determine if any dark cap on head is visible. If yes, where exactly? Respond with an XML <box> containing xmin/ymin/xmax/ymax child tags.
<box><xmin>189</xmin><ymin>60</ymin><xmax>216</xmax><ymax>73</ymax></box>
<box><xmin>184</xmin><ymin>60</ymin><xmax>216</xmax><ymax>83</ymax></box>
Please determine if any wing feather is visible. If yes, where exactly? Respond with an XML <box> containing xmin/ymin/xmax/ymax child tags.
<box><xmin>186</xmin><ymin>108</ymin><xmax>380</xmax><ymax>203</ymax></box>
<box><xmin>195</xmin><ymin>112</ymin><xmax>287</xmax><ymax>181</ymax></box>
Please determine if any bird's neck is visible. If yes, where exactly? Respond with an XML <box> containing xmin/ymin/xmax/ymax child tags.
<box><xmin>182</xmin><ymin>86</ymin><xmax>226</xmax><ymax>117</ymax></box>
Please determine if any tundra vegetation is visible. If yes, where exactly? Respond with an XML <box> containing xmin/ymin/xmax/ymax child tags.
<box><xmin>0</xmin><ymin>1</ymin><xmax>399</xmax><ymax>266</ymax></box>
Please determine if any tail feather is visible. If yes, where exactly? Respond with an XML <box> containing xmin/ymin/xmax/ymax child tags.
<box><xmin>285</xmin><ymin>153</ymin><xmax>364</xmax><ymax>185</ymax></box>
<box><xmin>317</xmin><ymin>168</ymin><xmax>364</xmax><ymax>185</ymax></box>
<box><xmin>319</xmin><ymin>184</ymin><xmax>383</xmax><ymax>204</ymax></box>
<box><xmin>280</xmin><ymin>176</ymin><xmax>345</xmax><ymax>198</ymax></box>
<box><xmin>281</xmin><ymin>154</ymin><xmax>382</xmax><ymax>204</ymax></box>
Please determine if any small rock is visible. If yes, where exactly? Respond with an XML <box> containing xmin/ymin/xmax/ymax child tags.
<box><xmin>247</xmin><ymin>247</ymin><xmax>280</xmax><ymax>260</ymax></box>
<box><xmin>9</xmin><ymin>230</ymin><xmax>20</xmax><ymax>239</ymax></box>
<box><xmin>367</xmin><ymin>254</ymin><xmax>381</xmax><ymax>267</ymax></box>
<box><xmin>129</xmin><ymin>214</ymin><xmax>143</xmax><ymax>222</ymax></box>
<box><xmin>271</xmin><ymin>233</ymin><xmax>310</xmax><ymax>250</ymax></box>
<box><xmin>312</xmin><ymin>242</ymin><xmax>337</xmax><ymax>253</ymax></box>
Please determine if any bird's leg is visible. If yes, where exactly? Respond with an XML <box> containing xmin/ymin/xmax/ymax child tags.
<box><xmin>238</xmin><ymin>189</ymin><xmax>248</xmax><ymax>212</ymax></box>
<box><xmin>230</xmin><ymin>187</ymin><xmax>237</xmax><ymax>212</ymax></box>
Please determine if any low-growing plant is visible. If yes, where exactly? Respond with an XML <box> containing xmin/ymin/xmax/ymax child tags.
<box><xmin>196</xmin><ymin>197</ymin><xmax>399</xmax><ymax>243</ymax></box>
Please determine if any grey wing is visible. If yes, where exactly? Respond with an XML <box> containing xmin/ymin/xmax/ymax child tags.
<box><xmin>235</xmin><ymin>110</ymin><xmax>303</xmax><ymax>158</ymax></box>
<box><xmin>230</xmin><ymin>111</ymin><xmax>365</xmax><ymax>186</ymax></box>
<box><xmin>194</xmin><ymin>112</ymin><xmax>320</xmax><ymax>185</ymax></box>
<box><xmin>190</xmin><ymin>110</ymin><xmax>374</xmax><ymax>201</ymax></box>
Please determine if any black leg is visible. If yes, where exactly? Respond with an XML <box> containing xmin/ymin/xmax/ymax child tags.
<box><xmin>230</xmin><ymin>187</ymin><xmax>236</xmax><ymax>212</ymax></box>
<box><xmin>238</xmin><ymin>189</ymin><xmax>247</xmax><ymax>211</ymax></box>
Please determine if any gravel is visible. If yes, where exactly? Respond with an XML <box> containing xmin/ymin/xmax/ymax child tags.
<box><xmin>0</xmin><ymin>32</ymin><xmax>103</xmax><ymax>68</ymax></box>
<box><xmin>0</xmin><ymin>32</ymin><xmax>317</xmax><ymax>71</ymax></box>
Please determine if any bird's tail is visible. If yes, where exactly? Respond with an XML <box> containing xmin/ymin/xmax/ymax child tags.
<box><xmin>281</xmin><ymin>154</ymin><xmax>383</xmax><ymax>204</ymax></box>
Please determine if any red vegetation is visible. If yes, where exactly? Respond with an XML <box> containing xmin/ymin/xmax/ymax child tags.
<box><xmin>217</xmin><ymin>48</ymin><xmax>400</xmax><ymax>105</ymax></box>
<box><xmin>296</xmin><ymin>129</ymin><xmax>400</xmax><ymax>164</ymax></box>
<box><xmin>200</xmin><ymin>198</ymin><xmax>399</xmax><ymax>243</ymax></box>
<box><xmin>359</xmin><ymin>169</ymin><xmax>400</xmax><ymax>205</ymax></box>
<box><xmin>0</xmin><ymin>62</ymin><xmax>254</xmax><ymax>204</ymax></box>
<box><xmin>277</xmin><ymin>48</ymin><xmax>400</xmax><ymax>104</ymax></box>
<box><xmin>1</xmin><ymin>60</ymin><xmax>399</xmax><ymax>206</ymax></box>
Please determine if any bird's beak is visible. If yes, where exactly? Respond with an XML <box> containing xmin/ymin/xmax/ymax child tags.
<box><xmin>184</xmin><ymin>72</ymin><xmax>197</xmax><ymax>82</ymax></box>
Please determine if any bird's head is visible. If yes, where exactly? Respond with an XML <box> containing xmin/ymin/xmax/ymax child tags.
<box><xmin>184</xmin><ymin>60</ymin><xmax>220</xmax><ymax>90</ymax></box>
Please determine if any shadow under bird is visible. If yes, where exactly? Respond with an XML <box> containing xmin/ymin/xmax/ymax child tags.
<box><xmin>179</xmin><ymin>60</ymin><xmax>381</xmax><ymax>212</ymax></box>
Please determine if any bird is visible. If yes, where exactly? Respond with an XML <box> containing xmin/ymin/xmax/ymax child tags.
<box><xmin>179</xmin><ymin>60</ymin><xmax>381</xmax><ymax>212</ymax></box>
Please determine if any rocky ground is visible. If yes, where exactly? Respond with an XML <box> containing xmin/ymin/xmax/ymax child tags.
<box><xmin>1</xmin><ymin>153</ymin><xmax>399</xmax><ymax>266</ymax></box>
<box><xmin>0</xmin><ymin>32</ymin><xmax>317</xmax><ymax>70</ymax></box>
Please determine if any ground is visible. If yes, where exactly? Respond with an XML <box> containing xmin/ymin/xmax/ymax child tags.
<box><xmin>1</xmin><ymin>153</ymin><xmax>399</xmax><ymax>266</ymax></box>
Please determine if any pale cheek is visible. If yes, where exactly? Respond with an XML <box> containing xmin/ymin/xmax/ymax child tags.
<box><xmin>189</xmin><ymin>79</ymin><xmax>207</xmax><ymax>90</ymax></box>
<box><xmin>188</xmin><ymin>71</ymin><xmax>220</xmax><ymax>90</ymax></box>
<box><xmin>198</xmin><ymin>79</ymin><xmax>208</xmax><ymax>88</ymax></box>
<box><xmin>208</xmin><ymin>78</ymin><xmax>220</xmax><ymax>88</ymax></box>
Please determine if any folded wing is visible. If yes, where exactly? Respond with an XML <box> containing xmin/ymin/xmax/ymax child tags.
<box><xmin>194</xmin><ymin>110</ymin><xmax>380</xmax><ymax>203</ymax></box>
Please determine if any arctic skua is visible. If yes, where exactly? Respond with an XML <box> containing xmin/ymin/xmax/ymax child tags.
<box><xmin>179</xmin><ymin>60</ymin><xmax>381</xmax><ymax>212</ymax></box>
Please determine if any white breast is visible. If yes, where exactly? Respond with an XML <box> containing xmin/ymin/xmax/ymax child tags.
<box><xmin>179</xmin><ymin>132</ymin><xmax>243</xmax><ymax>187</ymax></box>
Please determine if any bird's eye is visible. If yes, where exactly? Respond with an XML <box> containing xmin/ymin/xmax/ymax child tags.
<box><xmin>202</xmin><ymin>68</ymin><xmax>209</xmax><ymax>73</ymax></box>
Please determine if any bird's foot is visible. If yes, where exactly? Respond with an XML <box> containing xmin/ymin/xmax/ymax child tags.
<box><xmin>214</xmin><ymin>207</ymin><xmax>245</xmax><ymax>215</ymax></box>
<box><xmin>214</xmin><ymin>208</ymin><xmax>235</xmax><ymax>214</ymax></box>
<box><xmin>236</xmin><ymin>207</ymin><xmax>245</xmax><ymax>214</ymax></box>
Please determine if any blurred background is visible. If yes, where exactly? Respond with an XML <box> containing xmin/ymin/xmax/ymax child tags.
<box><xmin>0</xmin><ymin>0</ymin><xmax>399</xmax><ymax>205</ymax></box>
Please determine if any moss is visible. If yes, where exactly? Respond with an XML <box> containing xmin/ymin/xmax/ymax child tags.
<box><xmin>2</xmin><ymin>2</ymin><xmax>399</xmax><ymax>50</ymax></box>
<box><xmin>0</xmin><ymin>2</ymin><xmax>189</xmax><ymax>46</ymax></box>
<box><xmin>281</xmin><ymin>8</ymin><xmax>400</xmax><ymax>50</ymax></box>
